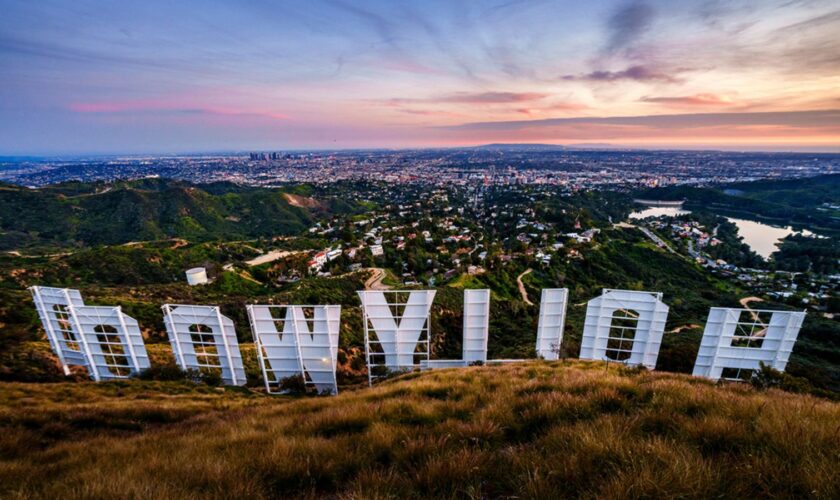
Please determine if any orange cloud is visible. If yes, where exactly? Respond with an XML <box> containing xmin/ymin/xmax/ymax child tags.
<box><xmin>640</xmin><ymin>93</ymin><xmax>737</xmax><ymax>106</ymax></box>
<box><xmin>516</xmin><ymin>101</ymin><xmax>589</xmax><ymax>116</ymax></box>
<box><xmin>435</xmin><ymin>109</ymin><xmax>840</xmax><ymax>150</ymax></box>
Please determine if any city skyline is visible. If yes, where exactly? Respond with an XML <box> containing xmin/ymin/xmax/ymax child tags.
<box><xmin>2</xmin><ymin>0</ymin><xmax>840</xmax><ymax>154</ymax></box>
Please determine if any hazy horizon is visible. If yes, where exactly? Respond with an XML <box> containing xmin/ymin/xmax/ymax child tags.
<box><xmin>4</xmin><ymin>140</ymin><xmax>840</xmax><ymax>158</ymax></box>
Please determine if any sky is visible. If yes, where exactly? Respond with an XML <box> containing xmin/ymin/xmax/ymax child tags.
<box><xmin>1</xmin><ymin>0</ymin><xmax>839</xmax><ymax>154</ymax></box>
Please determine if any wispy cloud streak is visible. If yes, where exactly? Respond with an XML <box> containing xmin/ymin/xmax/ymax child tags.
<box><xmin>448</xmin><ymin>109</ymin><xmax>840</xmax><ymax>131</ymax></box>
<box><xmin>563</xmin><ymin>65</ymin><xmax>680</xmax><ymax>83</ymax></box>
<box><xmin>604</xmin><ymin>1</ymin><xmax>655</xmax><ymax>54</ymax></box>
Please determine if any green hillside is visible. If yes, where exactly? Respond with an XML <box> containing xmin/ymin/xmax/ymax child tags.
<box><xmin>2</xmin><ymin>225</ymin><xmax>838</xmax><ymax>392</ymax></box>
<box><xmin>1</xmin><ymin>177</ymin><xmax>837</xmax><ymax>393</ymax></box>
<box><xmin>0</xmin><ymin>179</ymin><xmax>359</xmax><ymax>250</ymax></box>
<box><xmin>1</xmin><ymin>362</ymin><xmax>838</xmax><ymax>498</ymax></box>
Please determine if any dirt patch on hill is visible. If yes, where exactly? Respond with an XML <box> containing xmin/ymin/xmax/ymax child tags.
<box><xmin>740</xmin><ymin>296</ymin><xmax>764</xmax><ymax>309</ymax></box>
<box><xmin>283</xmin><ymin>193</ymin><xmax>321</xmax><ymax>208</ymax></box>
<box><xmin>669</xmin><ymin>324</ymin><xmax>702</xmax><ymax>333</ymax></box>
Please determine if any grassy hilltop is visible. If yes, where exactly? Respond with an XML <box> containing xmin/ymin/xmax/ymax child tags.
<box><xmin>0</xmin><ymin>179</ymin><xmax>362</xmax><ymax>250</ymax></box>
<box><xmin>1</xmin><ymin>361</ymin><xmax>839</xmax><ymax>498</ymax></box>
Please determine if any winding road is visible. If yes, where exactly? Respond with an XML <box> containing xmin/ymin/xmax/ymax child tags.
<box><xmin>364</xmin><ymin>268</ymin><xmax>391</xmax><ymax>290</ymax></box>
<box><xmin>517</xmin><ymin>268</ymin><xmax>534</xmax><ymax>305</ymax></box>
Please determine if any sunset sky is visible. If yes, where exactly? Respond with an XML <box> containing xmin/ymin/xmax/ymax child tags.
<box><xmin>1</xmin><ymin>0</ymin><xmax>839</xmax><ymax>154</ymax></box>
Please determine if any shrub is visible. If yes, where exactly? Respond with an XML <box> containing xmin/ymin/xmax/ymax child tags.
<box><xmin>137</xmin><ymin>363</ymin><xmax>187</xmax><ymax>381</ymax></box>
<box><xmin>349</xmin><ymin>355</ymin><xmax>365</xmax><ymax>371</ymax></box>
<box><xmin>138</xmin><ymin>364</ymin><xmax>222</xmax><ymax>386</ymax></box>
<box><xmin>750</xmin><ymin>362</ymin><xmax>813</xmax><ymax>394</ymax></box>
<box><xmin>278</xmin><ymin>374</ymin><xmax>308</xmax><ymax>395</ymax></box>
<box><xmin>197</xmin><ymin>369</ymin><xmax>223</xmax><ymax>387</ymax></box>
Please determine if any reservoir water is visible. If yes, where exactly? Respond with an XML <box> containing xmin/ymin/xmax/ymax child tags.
<box><xmin>629</xmin><ymin>206</ymin><xmax>815</xmax><ymax>259</ymax></box>
<box><xmin>629</xmin><ymin>206</ymin><xmax>688</xmax><ymax>219</ymax></box>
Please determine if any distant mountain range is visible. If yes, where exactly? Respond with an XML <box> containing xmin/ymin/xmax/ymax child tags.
<box><xmin>471</xmin><ymin>143</ymin><xmax>621</xmax><ymax>151</ymax></box>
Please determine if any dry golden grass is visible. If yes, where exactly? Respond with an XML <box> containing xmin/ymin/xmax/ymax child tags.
<box><xmin>1</xmin><ymin>361</ymin><xmax>839</xmax><ymax>498</ymax></box>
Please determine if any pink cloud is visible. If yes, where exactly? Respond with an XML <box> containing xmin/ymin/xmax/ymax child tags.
<box><xmin>436</xmin><ymin>92</ymin><xmax>548</xmax><ymax>104</ymax></box>
<box><xmin>640</xmin><ymin>93</ymin><xmax>737</xmax><ymax>106</ymax></box>
<box><xmin>383</xmin><ymin>91</ymin><xmax>549</xmax><ymax>107</ymax></box>
<box><xmin>437</xmin><ymin>116</ymin><xmax>840</xmax><ymax>147</ymax></box>
<box><xmin>516</xmin><ymin>102</ymin><xmax>590</xmax><ymax>115</ymax></box>
<box><xmin>397</xmin><ymin>109</ymin><xmax>461</xmax><ymax>117</ymax></box>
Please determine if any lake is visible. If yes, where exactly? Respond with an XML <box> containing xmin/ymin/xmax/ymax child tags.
<box><xmin>630</xmin><ymin>206</ymin><xmax>815</xmax><ymax>259</ymax></box>
<box><xmin>629</xmin><ymin>206</ymin><xmax>689</xmax><ymax>219</ymax></box>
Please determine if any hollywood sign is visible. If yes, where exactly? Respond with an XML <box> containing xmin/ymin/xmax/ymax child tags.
<box><xmin>30</xmin><ymin>285</ymin><xmax>806</xmax><ymax>393</ymax></box>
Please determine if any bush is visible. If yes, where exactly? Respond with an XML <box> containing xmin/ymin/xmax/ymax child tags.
<box><xmin>278</xmin><ymin>374</ymin><xmax>307</xmax><ymax>395</ymax></box>
<box><xmin>197</xmin><ymin>369</ymin><xmax>223</xmax><ymax>387</ymax></box>
<box><xmin>349</xmin><ymin>355</ymin><xmax>365</xmax><ymax>371</ymax></box>
<box><xmin>137</xmin><ymin>363</ymin><xmax>187</xmax><ymax>381</ymax></box>
<box><xmin>138</xmin><ymin>364</ymin><xmax>222</xmax><ymax>386</ymax></box>
<box><xmin>750</xmin><ymin>362</ymin><xmax>814</xmax><ymax>394</ymax></box>
<box><xmin>618</xmin><ymin>364</ymin><xmax>649</xmax><ymax>377</ymax></box>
